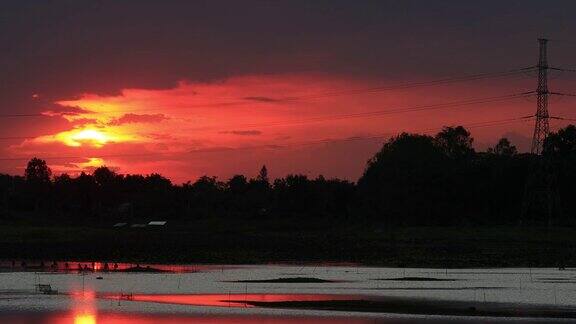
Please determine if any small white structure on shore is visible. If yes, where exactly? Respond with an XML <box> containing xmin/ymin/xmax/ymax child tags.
<box><xmin>148</xmin><ymin>221</ymin><xmax>167</xmax><ymax>226</ymax></box>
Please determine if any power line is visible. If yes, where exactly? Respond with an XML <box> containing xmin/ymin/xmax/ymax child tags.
<box><xmin>550</xmin><ymin>67</ymin><xmax>576</xmax><ymax>73</ymax></box>
<box><xmin>0</xmin><ymin>113</ymin><xmax>46</xmax><ymax>118</ymax></box>
<box><xmin>550</xmin><ymin>92</ymin><xmax>576</xmax><ymax>97</ymax></box>
<box><xmin>281</xmin><ymin>67</ymin><xmax>535</xmax><ymax>101</ymax></box>
<box><xmin>0</xmin><ymin>67</ymin><xmax>536</xmax><ymax>119</ymax></box>
<box><xmin>0</xmin><ymin>92</ymin><xmax>535</xmax><ymax>141</ymax></box>
<box><xmin>224</xmin><ymin>92</ymin><xmax>534</xmax><ymax>129</ymax></box>
<box><xmin>550</xmin><ymin>116</ymin><xmax>576</xmax><ymax>122</ymax></box>
<box><xmin>0</xmin><ymin>136</ymin><xmax>36</xmax><ymax>140</ymax></box>
<box><xmin>0</xmin><ymin>101</ymin><xmax>250</xmax><ymax>118</ymax></box>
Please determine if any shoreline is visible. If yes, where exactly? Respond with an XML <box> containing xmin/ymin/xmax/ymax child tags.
<box><xmin>0</xmin><ymin>259</ymin><xmax>572</xmax><ymax>272</ymax></box>
<box><xmin>1</xmin><ymin>224</ymin><xmax>575</xmax><ymax>269</ymax></box>
<box><xmin>244</xmin><ymin>298</ymin><xmax>576</xmax><ymax>319</ymax></box>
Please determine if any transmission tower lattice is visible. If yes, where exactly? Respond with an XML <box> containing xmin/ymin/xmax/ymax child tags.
<box><xmin>530</xmin><ymin>38</ymin><xmax>550</xmax><ymax>154</ymax></box>
<box><xmin>521</xmin><ymin>38</ymin><xmax>561</xmax><ymax>226</ymax></box>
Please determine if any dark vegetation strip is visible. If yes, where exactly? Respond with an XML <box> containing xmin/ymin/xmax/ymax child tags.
<box><xmin>226</xmin><ymin>277</ymin><xmax>335</xmax><ymax>283</ymax></box>
<box><xmin>2</xmin><ymin>125</ymin><xmax>576</xmax><ymax>266</ymax></box>
<box><xmin>0</xmin><ymin>224</ymin><xmax>575</xmax><ymax>267</ymax></box>
<box><xmin>240</xmin><ymin>298</ymin><xmax>576</xmax><ymax>319</ymax></box>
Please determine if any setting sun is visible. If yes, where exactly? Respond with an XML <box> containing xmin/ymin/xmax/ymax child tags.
<box><xmin>74</xmin><ymin>314</ymin><xmax>96</xmax><ymax>324</ymax></box>
<box><xmin>43</xmin><ymin>127</ymin><xmax>136</xmax><ymax>148</ymax></box>
<box><xmin>70</xmin><ymin>129</ymin><xmax>109</xmax><ymax>146</ymax></box>
<box><xmin>2</xmin><ymin>2</ymin><xmax>576</xmax><ymax>324</ymax></box>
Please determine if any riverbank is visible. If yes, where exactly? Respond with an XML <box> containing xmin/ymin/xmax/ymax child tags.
<box><xmin>246</xmin><ymin>298</ymin><xmax>576</xmax><ymax>319</ymax></box>
<box><xmin>0</xmin><ymin>220</ymin><xmax>575</xmax><ymax>268</ymax></box>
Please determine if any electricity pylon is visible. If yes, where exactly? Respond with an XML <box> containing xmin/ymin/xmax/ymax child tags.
<box><xmin>521</xmin><ymin>38</ymin><xmax>561</xmax><ymax>226</ymax></box>
<box><xmin>530</xmin><ymin>38</ymin><xmax>550</xmax><ymax>155</ymax></box>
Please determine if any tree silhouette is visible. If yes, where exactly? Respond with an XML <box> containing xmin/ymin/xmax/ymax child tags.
<box><xmin>53</xmin><ymin>173</ymin><xmax>74</xmax><ymax>216</ymax></box>
<box><xmin>257</xmin><ymin>165</ymin><xmax>269</xmax><ymax>184</ymax></box>
<box><xmin>24</xmin><ymin>158</ymin><xmax>52</xmax><ymax>212</ymax></box>
<box><xmin>25</xmin><ymin>158</ymin><xmax>51</xmax><ymax>184</ymax></box>
<box><xmin>488</xmin><ymin>138</ymin><xmax>517</xmax><ymax>156</ymax></box>
<box><xmin>543</xmin><ymin>125</ymin><xmax>576</xmax><ymax>158</ymax></box>
<box><xmin>228</xmin><ymin>175</ymin><xmax>248</xmax><ymax>193</ymax></box>
<box><xmin>435</xmin><ymin>126</ymin><xmax>474</xmax><ymax>159</ymax></box>
<box><xmin>358</xmin><ymin>132</ymin><xmax>446</xmax><ymax>224</ymax></box>
<box><xmin>4</xmin><ymin>125</ymin><xmax>576</xmax><ymax>227</ymax></box>
<box><xmin>145</xmin><ymin>173</ymin><xmax>172</xmax><ymax>190</ymax></box>
<box><xmin>76</xmin><ymin>172</ymin><xmax>96</xmax><ymax>215</ymax></box>
<box><xmin>93</xmin><ymin>166</ymin><xmax>117</xmax><ymax>187</ymax></box>
<box><xmin>543</xmin><ymin>125</ymin><xmax>576</xmax><ymax>222</ymax></box>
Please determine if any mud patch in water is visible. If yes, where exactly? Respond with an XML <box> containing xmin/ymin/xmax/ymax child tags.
<box><xmin>375</xmin><ymin>277</ymin><xmax>459</xmax><ymax>282</ymax></box>
<box><xmin>226</xmin><ymin>277</ymin><xmax>337</xmax><ymax>283</ymax></box>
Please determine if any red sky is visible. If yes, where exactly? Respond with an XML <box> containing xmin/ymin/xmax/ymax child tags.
<box><xmin>5</xmin><ymin>72</ymin><xmax>575</xmax><ymax>183</ymax></box>
<box><xmin>1</xmin><ymin>1</ymin><xmax>575</xmax><ymax>183</ymax></box>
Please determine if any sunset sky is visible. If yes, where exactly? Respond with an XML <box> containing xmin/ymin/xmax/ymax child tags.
<box><xmin>1</xmin><ymin>0</ymin><xmax>576</xmax><ymax>183</ymax></box>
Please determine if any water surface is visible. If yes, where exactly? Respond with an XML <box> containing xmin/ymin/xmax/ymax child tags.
<box><xmin>1</xmin><ymin>264</ymin><xmax>576</xmax><ymax>323</ymax></box>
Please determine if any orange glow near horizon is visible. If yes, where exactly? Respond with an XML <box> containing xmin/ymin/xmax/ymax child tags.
<box><xmin>3</xmin><ymin>73</ymin><xmax>553</xmax><ymax>182</ymax></box>
<box><xmin>75</xmin><ymin>157</ymin><xmax>106</xmax><ymax>169</ymax></box>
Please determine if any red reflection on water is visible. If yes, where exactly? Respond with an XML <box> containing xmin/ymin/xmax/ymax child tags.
<box><xmin>3</xmin><ymin>313</ymin><xmax>373</xmax><ymax>324</ymax></box>
<box><xmin>0</xmin><ymin>260</ymin><xmax>226</xmax><ymax>273</ymax></box>
<box><xmin>73</xmin><ymin>313</ymin><xmax>96</xmax><ymax>324</ymax></box>
<box><xmin>102</xmin><ymin>293</ymin><xmax>361</xmax><ymax>308</ymax></box>
<box><xmin>69</xmin><ymin>289</ymin><xmax>98</xmax><ymax>324</ymax></box>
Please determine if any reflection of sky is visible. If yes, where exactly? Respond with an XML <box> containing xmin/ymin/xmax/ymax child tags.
<box><xmin>2</xmin><ymin>265</ymin><xmax>576</xmax><ymax>323</ymax></box>
<box><xmin>0</xmin><ymin>260</ymin><xmax>221</xmax><ymax>273</ymax></box>
<box><xmin>101</xmin><ymin>293</ymin><xmax>360</xmax><ymax>308</ymax></box>
<box><xmin>73</xmin><ymin>313</ymin><xmax>96</xmax><ymax>324</ymax></box>
<box><xmin>42</xmin><ymin>313</ymin><xmax>371</xmax><ymax>324</ymax></box>
<box><xmin>70</xmin><ymin>291</ymin><xmax>97</xmax><ymax>324</ymax></box>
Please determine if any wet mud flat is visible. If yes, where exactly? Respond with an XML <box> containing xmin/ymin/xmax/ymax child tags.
<box><xmin>242</xmin><ymin>296</ymin><xmax>576</xmax><ymax>319</ymax></box>
<box><xmin>100</xmin><ymin>292</ymin><xmax>576</xmax><ymax>320</ymax></box>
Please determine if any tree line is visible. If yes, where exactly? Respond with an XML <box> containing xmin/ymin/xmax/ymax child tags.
<box><xmin>2</xmin><ymin>124</ymin><xmax>576</xmax><ymax>226</ymax></box>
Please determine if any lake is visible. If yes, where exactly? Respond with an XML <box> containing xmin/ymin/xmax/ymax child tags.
<box><xmin>1</xmin><ymin>263</ymin><xmax>575</xmax><ymax>323</ymax></box>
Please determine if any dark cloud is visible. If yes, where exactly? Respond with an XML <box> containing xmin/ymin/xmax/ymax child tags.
<box><xmin>42</xmin><ymin>105</ymin><xmax>93</xmax><ymax>117</ymax></box>
<box><xmin>108</xmin><ymin>113</ymin><xmax>169</xmax><ymax>126</ymax></box>
<box><xmin>0</xmin><ymin>1</ymin><xmax>575</xmax><ymax>179</ymax></box>
<box><xmin>69</xmin><ymin>118</ymin><xmax>99</xmax><ymax>126</ymax></box>
<box><xmin>190</xmin><ymin>146</ymin><xmax>235</xmax><ymax>153</ymax></box>
<box><xmin>274</xmin><ymin>135</ymin><xmax>292</xmax><ymax>141</ymax></box>
<box><xmin>219</xmin><ymin>130</ymin><xmax>263</xmax><ymax>136</ymax></box>
<box><xmin>145</xmin><ymin>133</ymin><xmax>176</xmax><ymax>141</ymax></box>
<box><xmin>1</xmin><ymin>0</ymin><xmax>574</xmax><ymax>107</ymax></box>
<box><xmin>243</xmin><ymin>96</ymin><xmax>290</xmax><ymax>103</ymax></box>
<box><xmin>0</xmin><ymin>0</ymin><xmax>571</xmax><ymax>120</ymax></box>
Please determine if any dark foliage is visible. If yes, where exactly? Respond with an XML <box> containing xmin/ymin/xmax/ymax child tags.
<box><xmin>1</xmin><ymin>125</ymin><xmax>576</xmax><ymax>227</ymax></box>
